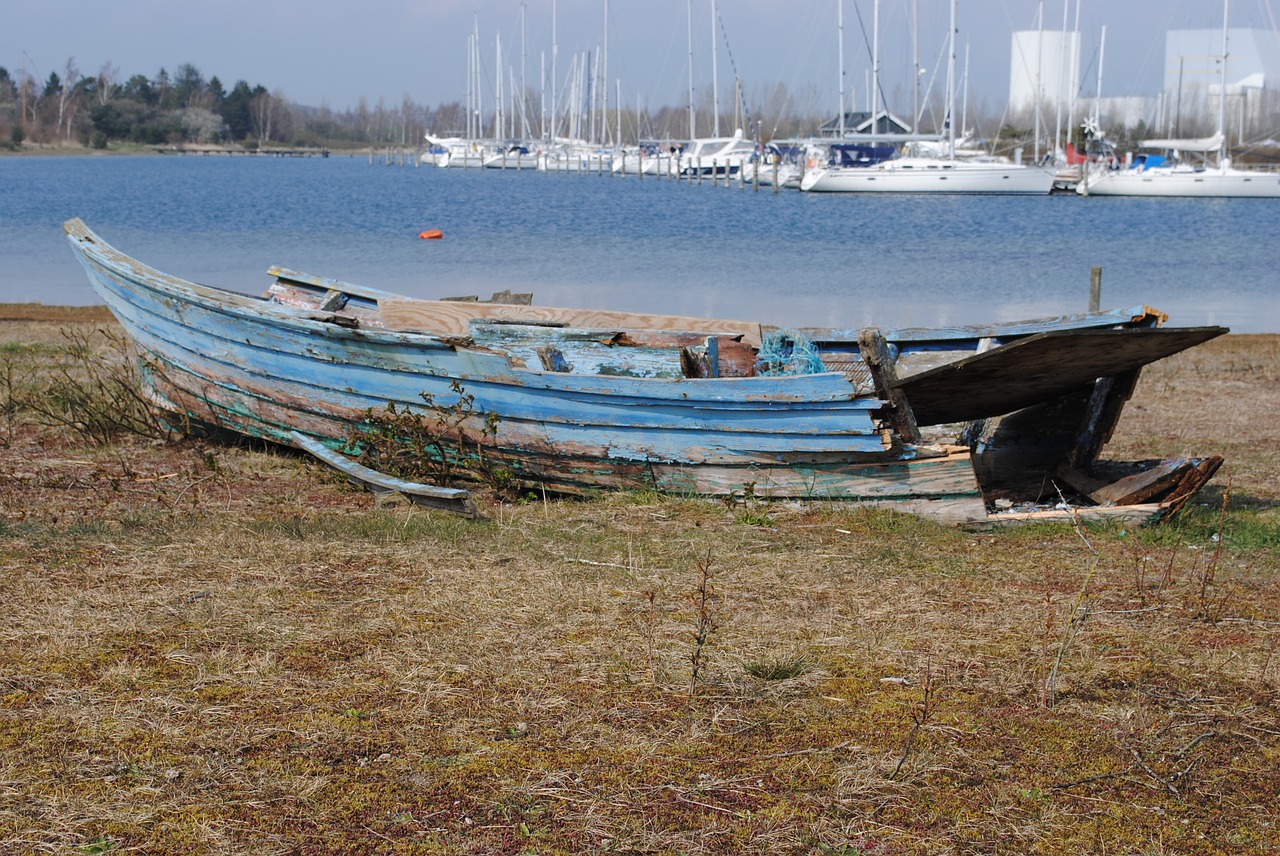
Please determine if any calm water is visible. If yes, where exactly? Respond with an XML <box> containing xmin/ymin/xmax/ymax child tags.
<box><xmin>1</xmin><ymin>154</ymin><xmax>1277</xmax><ymax>332</ymax></box>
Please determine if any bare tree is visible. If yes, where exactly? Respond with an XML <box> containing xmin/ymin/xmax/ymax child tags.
<box><xmin>56</xmin><ymin>58</ymin><xmax>80</xmax><ymax>143</ymax></box>
<box><xmin>96</xmin><ymin>62</ymin><xmax>119</xmax><ymax>106</ymax></box>
<box><xmin>401</xmin><ymin>93</ymin><xmax>413</xmax><ymax>145</ymax></box>
<box><xmin>249</xmin><ymin>89</ymin><xmax>294</xmax><ymax>145</ymax></box>
<box><xmin>374</xmin><ymin>96</ymin><xmax>389</xmax><ymax>143</ymax></box>
<box><xmin>20</xmin><ymin>69</ymin><xmax>40</xmax><ymax>141</ymax></box>
<box><xmin>249</xmin><ymin>89</ymin><xmax>277</xmax><ymax>145</ymax></box>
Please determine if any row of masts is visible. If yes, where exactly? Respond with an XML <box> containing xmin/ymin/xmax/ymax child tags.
<box><xmin>459</xmin><ymin>0</ymin><xmax>752</xmax><ymax>148</ymax></box>
<box><xmin>462</xmin><ymin>0</ymin><xmax>623</xmax><ymax>146</ymax></box>
<box><xmin>453</xmin><ymin>1</ymin><xmax>1216</xmax><ymax>164</ymax></box>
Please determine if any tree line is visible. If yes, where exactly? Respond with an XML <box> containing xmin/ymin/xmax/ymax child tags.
<box><xmin>0</xmin><ymin>59</ymin><xmax>467</xmax><ymax>151</ymax></box>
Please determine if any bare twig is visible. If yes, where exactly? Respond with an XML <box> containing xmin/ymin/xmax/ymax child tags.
<box><xmin>689</xmin><ymin>548</ymin><xmax>718</xmax><ymax>698</ymax></box>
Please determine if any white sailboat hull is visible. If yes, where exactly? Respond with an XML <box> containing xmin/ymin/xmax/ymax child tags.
<box><xmin>1078</xmin><ymin>166</ymin><xmax>1280</xmax><ymax>198</ymax></box>
<box><xmin>482</xmin><ymin>151</ymin><xmax>538</xmax><ymax>170</ymax></box>
<box><xmin>741</xmin><ymin>162</ymin><xmax>804</xmax><ymax>188</ymax></box>
<box><xmin>800</xmin><ymin>160</ymin><xmax>1055</xmax><ymax>194</ymax></box>
<box><xmin>611</xmin><ymin>154</ymin><xmax>674</xmax><ymax>176</ymax></box>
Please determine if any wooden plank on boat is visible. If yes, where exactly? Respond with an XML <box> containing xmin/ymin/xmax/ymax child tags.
<box><xmin>793</xmin><ymin>304</ymin><xmax>1169</xmax><ymax>346</ymax></box>
<box><xmin>441</xmin><ymin>289</ymin><xmax>534</xmax><ymax>305</ymax></box>
<box><xmin>896</xmin><ymin>326</ymin><xmax>1227</xmax><ymax>426</ymax></box>
<box><xmin>380</xmin><ymin>298</ymin><xmax>764</xmax><ymax>348</ymax></box>
<box><xmin>289</xmin><ymin>431</ymin><xmax>480</xmax><ymax>519</ymax></box>
<box><xmin>267</xmin><ymin>266</ymin><xmax>411</xmax><ymax>303</ymax></box>
<box><xmin>469</xmin><ymin>323</ymin><xmax>761</xmax><ymax>379</ymax></box>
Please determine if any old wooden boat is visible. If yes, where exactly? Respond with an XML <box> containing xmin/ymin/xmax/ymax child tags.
<box><xmin>65</xmin><ymin>218</ymin><xmax>1225</xmax><ymax>524</ymax></box>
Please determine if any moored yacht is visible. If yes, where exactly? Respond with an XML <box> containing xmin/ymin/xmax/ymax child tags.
<box><xmin>677</xmin><ymin>129</ymin><xmax>755</xmax><ymax>177</ymax></box>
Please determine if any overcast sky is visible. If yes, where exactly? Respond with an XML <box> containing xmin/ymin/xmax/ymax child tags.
<box><xmin>5</xmin><ymin>0</ymin><xmax>1276</xmax><ymax>121</ymax></box>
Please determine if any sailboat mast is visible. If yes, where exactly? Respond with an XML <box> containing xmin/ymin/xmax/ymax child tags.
<box><xmin>466</xmin><ymin>33</ymin><xmax>473</xmax><ymax>141</ymax></box>
<box><xmin>474</xmin><ymin>17</ymin><xmax>483</xmax><ymax>141</ymax></box>
<box><xmin>687</xmin><ymin>0</ymin><xmax>696</xmax><ymax>138</ymax></box>
<box><xmin>1095</xmin><ymin>24</ymin><xmax>1105</xmax><ymax>128</ymax></box>
<box><xmin>1218</xmin><ymin>0</ymin><xmax>1230</xmax><ymax>160</ymax></box>
<box><xmin>947</xmin><ymin>0</ymin><xmax>956</xmax><ymax>158</ymax></box>
<box><xmin>603</xmin><ymin>0</ymin><xmax>609</xmax><ymax>145</ymax></box>
<box><xmin>495</xmin><ymin>32</ymin><xmax>503</xmax><ymax>140</ymax></box>
<box><xmin>912</xmin><ymin>0</ymin><xmax>920</xmax><ymax>132</ymax></box>
<box><xmin>1067</xmin><ymin>0</ymin><xmax>1080</xmax><ymax>152</ymax></box>
<box><xmin>871</xmin><ymin>0</ymin><xmax>880</xmax><ymax>135</ymax></box>
<box><xmin>1034</xmin><ymin>0</ymin><xmax>1043</xmax><ymax>163</ymax></box>
<box><xmin>838</xmin><ymin>0</ymin><xmax>845</xmax><ymax>138</ymax></box>
<box><xmin>1055</xmin><ymin>0</ymin><xmax>1069</xmax><ymax>163</ymax></box>
<box><xmin>711</xmin><ymin>0</ymin><xmax>720</xmax><ymax>137</ymax></box>
<box><xmin>552</xmin><ymin>0</ymin><xmax>558</xmax><ymax>141</ymax></box>
<box><xmin>521</xmin><ymin>3</ymin><xmax>529</xmax><ymax>140</ymax></box>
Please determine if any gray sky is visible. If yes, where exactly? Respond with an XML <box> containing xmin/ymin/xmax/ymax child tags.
<box><xmin>5</xmin><ymin>1</ymin><xmax>1275</xmax><ymax>122</ymax></box>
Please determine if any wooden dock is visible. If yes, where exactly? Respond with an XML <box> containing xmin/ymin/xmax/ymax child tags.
<box><xmin>154</xmin><ymin>146</ymin><xmax>330</xmax><ymax>158</ymax></box>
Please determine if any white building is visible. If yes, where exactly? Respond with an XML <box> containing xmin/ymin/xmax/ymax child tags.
<box><xmin>1158</xmin><ymin>28</ymin><xmax>1280</xmax><ymax>139</ymax></box>
<box><xmin>1164</xmin><ymin>28</ymin><xmax>1280</xmax><ymax>93</ymax></box>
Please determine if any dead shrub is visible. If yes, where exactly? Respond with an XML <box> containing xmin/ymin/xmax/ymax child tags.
<box><xmin>5</xmin><ymin>327</ymin><xmax>180</xmax><ymax>445</ymax></box>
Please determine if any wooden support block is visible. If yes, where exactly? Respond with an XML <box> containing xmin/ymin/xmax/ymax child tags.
<box><xmin>1068</xmin><ymin>368</ymin><xmax>1142</xmax><ymax>468</ymax></box>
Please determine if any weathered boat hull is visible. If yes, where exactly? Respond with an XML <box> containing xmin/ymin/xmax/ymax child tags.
<box><xmin>67</xmin><ymin>219</ymin><xmax>989</xmax><ymax>507</ymax></box>
<box><xmin>64</xmin><ymin>218</ymin><xmax>1226</xmax><ymax>524</ymax></box>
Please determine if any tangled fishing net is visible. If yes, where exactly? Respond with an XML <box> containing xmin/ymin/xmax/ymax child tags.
<box><xmin>754</xmin><ymin>329</ymin><xmax>827</xmax><ymax>377</ymax></box>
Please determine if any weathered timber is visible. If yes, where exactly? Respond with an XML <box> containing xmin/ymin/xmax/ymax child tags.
<box><xmin>1068</xmin><ymin>368</ymin><xmax>1143</xmax><ymax>468</ymax></box>
<box><xmin>289</xmin><ymin>431</ymin><xmax>480</xmax><ymax>519</ymax></box>
<box><xmin>896</xmin><ymin>326</ymin><xmax>1226</xmax><ymax>426</ymax></box>
<box><xmin>796</xmin><ymin>305</ymin><xmax>1168</xmax><ymax>347</ymax></box>
<box><xmin>381</xmin><ymin>297</ymin><xmax>764</xmax><ymax>347</ymax></box>
<box><xmin>1162</xmin><ymin>457</ymin><xmax>1225</xmax><ymax>517</ymax></box>
<box><xmin>971</xmin><ymin>389</ymin><xmax>1096</xmax><ymax>497</ymax></box>
<box><xmin>441</xmin><ymin>289</ymin><xmax>534</xmax><ymax>305</ymax></box>
<box><xmin>1088</xmin><ymin>458</ymin><xmax>1216</xmax><ymax>507</ymax></box>
<box><xmin>468</xmin><ymin>324</ymin><xmax>758</xmax><ymax>379</ymax></box>
<box><xmin>857</xmin><ymin>328</ymin><xmax>922</xmax><ymax>444</ymax></box>
<box><xmin>990</xmin><ymin>503</ymin><xmax>1167</xmax><ymax>527</ymax></box>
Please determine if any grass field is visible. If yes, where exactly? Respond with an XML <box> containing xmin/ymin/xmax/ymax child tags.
<box><xmin>1</xmin><ymin>309</ymin><xmax>1277</xmax><ymax>855</ymax></box>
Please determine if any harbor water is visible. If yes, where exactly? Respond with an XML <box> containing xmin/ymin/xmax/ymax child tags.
<box><xmin>1</xmin><ymin>154</ymin><xmax>1277</xmax><ymax>333</ymax></box>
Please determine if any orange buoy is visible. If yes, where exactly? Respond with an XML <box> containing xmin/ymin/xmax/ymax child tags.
<box><xmin>418</xmin><ymin>229</ymin><xmax>443</xmax><ymax>240</ymax></box>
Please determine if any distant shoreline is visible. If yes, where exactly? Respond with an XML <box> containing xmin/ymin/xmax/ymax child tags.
<box><xmin>0</xmin><ymin>143</ymin><xmax>386</xmax><ymax>158</ymax></box>
<box><xmin>0</xmin><ymin>303</ymin><xmax>116</xmax><ymax>322</ymax></box>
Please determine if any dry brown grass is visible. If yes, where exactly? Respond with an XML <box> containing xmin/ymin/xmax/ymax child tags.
<box><xmin>1</xmin><ymin>310</ymin><xmax>1278</xmax><ymax>855</ymax></box>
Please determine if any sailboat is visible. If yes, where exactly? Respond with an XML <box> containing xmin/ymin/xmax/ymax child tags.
<box><xmin>801</xmin><ymin>0</ymin><xmax>1054</xmax><ymax>195</ymax></box>
<box><xmin>668</xmin><ymin>0</ymin><xmax>756</xmax><ymax>178</ymax></box>
<box><xmin>423</xmin><ymin>23</ymin><xmax>498</xmax><ymax>168</ymax></box>
<box><xmin>1078</xmin><ymin>0</ymin><xmax>1280</xmax><ymax>198</ymax></box>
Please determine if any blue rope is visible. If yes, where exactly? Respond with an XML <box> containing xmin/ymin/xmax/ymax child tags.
<box><xmin>755</xmin><ymin>329</ymin><xmax>826</xmax><ymax>377</ymax></box>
